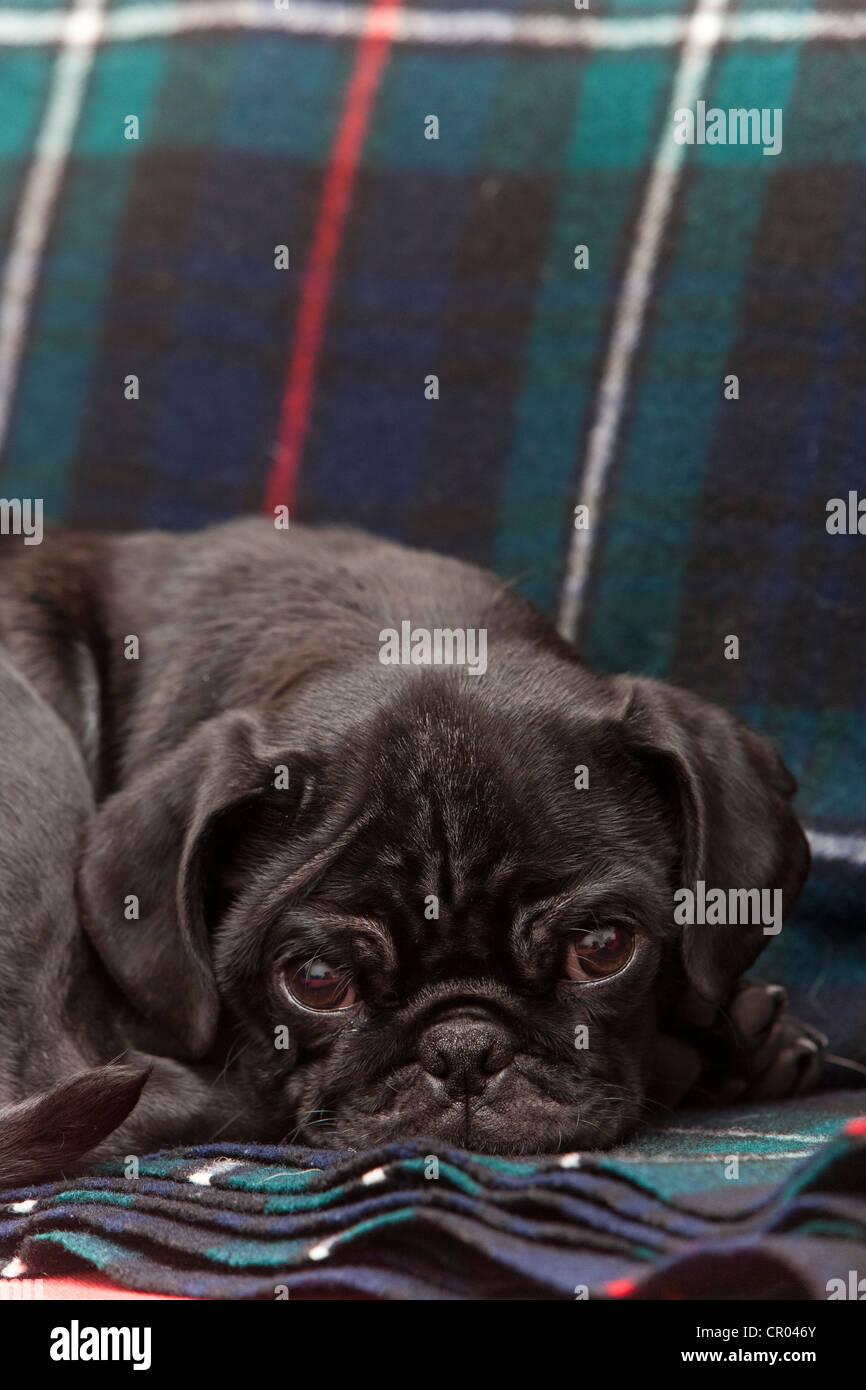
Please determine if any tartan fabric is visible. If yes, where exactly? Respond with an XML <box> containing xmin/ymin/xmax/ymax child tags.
<box><xmin>2</xmin><ymin>1091</ymin><xmax>865</xmax><ymax>1299</ymax></box>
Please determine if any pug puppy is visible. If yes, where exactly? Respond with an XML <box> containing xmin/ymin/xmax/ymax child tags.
<box><xmin>0</xmin><ymin>520</ymin><xmax>822</xmax><ymax>1182</ymax></box>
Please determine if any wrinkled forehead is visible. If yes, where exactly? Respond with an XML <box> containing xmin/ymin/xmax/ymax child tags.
<box><xmin>314</xmin><ymin>686</ymin><xmax>680</xmax><ymax>939</ymax></box>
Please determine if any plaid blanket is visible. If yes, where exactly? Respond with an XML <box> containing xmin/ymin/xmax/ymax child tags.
<box><xmin>1</xmin><ymin>1091</ymin><xmax>865</xmax><ymax>1299</ymax></box>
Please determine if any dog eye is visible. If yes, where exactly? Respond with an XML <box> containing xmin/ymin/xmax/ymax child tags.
<box><xmin>564</xmin><ymin>925</ymin><xmax>635</xmax><ymax>982</ymax></box>
<box><xmin>282</xmin><ymin>957</ymin><xmax>358</xmax><ymax>1012</ymax></box>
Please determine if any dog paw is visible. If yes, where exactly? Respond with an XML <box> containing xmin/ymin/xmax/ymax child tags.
<box><xmin>713</xmin><ymin>978</ymin><xmax>826</xmax><ymax>1102</ymax></box>
<box><xmin>650</xmin><ymin>978</ymin><xmax>827</xmax><ymax>1112</ymax></box>
<box><xmin>688</xmin><ymin>978</ymin><xmax>827</xmax><ymax>1105</ymax></box>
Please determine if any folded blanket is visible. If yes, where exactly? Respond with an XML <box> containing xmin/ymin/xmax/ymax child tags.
<box><xmin>2</xmin><ymin>1091</ymin><xmax>864</xmax><ymax>1299</ymax></box>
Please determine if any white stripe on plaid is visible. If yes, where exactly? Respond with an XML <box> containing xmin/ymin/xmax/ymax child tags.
<box><xmin>0</xmin><ymin>3</ymin><xmax>862</xmax><ymax>48</ymax></box>
<box><xmin>807</xmin><ymin>829</ymin><xmax>866</xmax><ymax>868</ymax></box>
<box><xmin>662</xmin><ymin>1126</ymin><xmax>824</xmax><ymax>1142</ymax></box>
<box><xmin>557</xmin><ymin>0</ymin><xmax>728</xmax><ymax>643</ymax></box>
<box><xmin>621</xmin><ymin>1150</ymin><xmax>819</xmax><ymax>1162</ymax></box>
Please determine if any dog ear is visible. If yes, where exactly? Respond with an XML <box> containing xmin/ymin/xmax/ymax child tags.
<box><xmin>78</xmin><ymin>712</ymin><xmax>315</xmax><ymax>1058</ymax></box>
<box><xmin>617</xmin><ymin>677</ymin><xmax>810</xmax><ymax>1006</ymax></box>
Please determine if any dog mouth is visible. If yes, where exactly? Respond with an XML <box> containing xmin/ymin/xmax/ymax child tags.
<box><xmin>290</xmin><ymin>1059</ymin><xmax>644</xmax><ymax>1155</ymax></box>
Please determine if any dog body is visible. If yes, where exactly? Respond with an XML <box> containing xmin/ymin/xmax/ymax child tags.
<box><xmin>0</xmin><ymin>520</ymin><xmax>816</xmax><ymax>1177</ymax></box>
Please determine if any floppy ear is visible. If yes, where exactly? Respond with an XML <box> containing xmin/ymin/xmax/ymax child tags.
<box><xmin>78</xmin><ymin>712</ymin><xmax>315</xmax><ymax>1058</ymax></box>
<box><xmin>618</xmin><ymin>677</ymin><xmax>810</xmax><ymax>1005</ymax></box>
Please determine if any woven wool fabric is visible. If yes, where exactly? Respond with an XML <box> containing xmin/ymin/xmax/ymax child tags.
<box><xmin>1</xmin><ymin>1092</ymin><xmax>865</xmax><ymax>1299</ymax></box>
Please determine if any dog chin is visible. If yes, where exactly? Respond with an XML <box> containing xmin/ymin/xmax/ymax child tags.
<box><xmin>293</xmin><ymin>1068</ymin><xmax>645</xmax><ymax>1155</ymax></box>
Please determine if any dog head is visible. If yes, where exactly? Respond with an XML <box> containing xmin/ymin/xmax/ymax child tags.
<box><xmin>78</xmin><ymin>656</ymin><xmax>809</xmax><ymax>1153</ymax></box>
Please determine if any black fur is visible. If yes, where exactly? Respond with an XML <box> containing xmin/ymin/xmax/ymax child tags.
<box><xmin>0</xmin><ymin>1066</ymin><xmax>150</xmax><ymax>1186</ymax></box>
<box><xmin>0</xmin><ymin>520</ymin><xmax>814</xmax><ymax>1175</ymax></box>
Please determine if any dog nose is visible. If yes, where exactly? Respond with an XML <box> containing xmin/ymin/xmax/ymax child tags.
<box><xmin>419</xmin><ymin>1020</ymin><xmax>514</xmax><ymax>1098</ymax></box>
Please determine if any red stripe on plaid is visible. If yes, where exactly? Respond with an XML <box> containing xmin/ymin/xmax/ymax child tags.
<box><xmin>0</xmin><ymin>1276</ymin><xmax>188</xmax><ymax>1300</ymax></box>
<box><xmin>266</xmin><ymin>0</ymin><xmax>405</xmax><ymax>516</ymax></box>
<box><xmin>606</xmin><ymin>1277</ymin><xmax>636</xmax><ymax>1299</ymax></box>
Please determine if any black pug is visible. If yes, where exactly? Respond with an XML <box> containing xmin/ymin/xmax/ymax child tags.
<box><xmin>0</xmin><ymin>519</ymin><xmax>823</xmax><ymax>1184</ymax></box>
